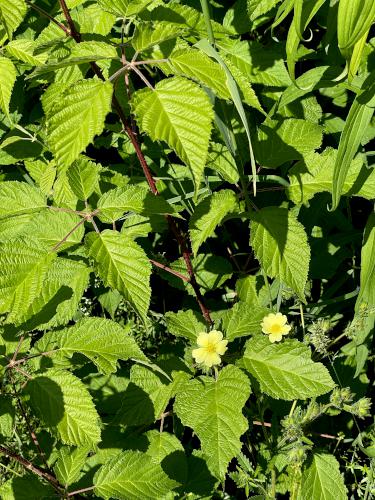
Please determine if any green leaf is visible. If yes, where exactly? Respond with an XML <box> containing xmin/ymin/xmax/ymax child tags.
<box><xmin>206</xmin><ymin>142</ymin><xmax>239</xmax><ymax>184</ymax></box>
<box><xmin>86</xmin><ymin>229</ymin><xmax>151</xmax><ymax>320</ymax></box>
<box><xmin>250</xmin><ymin>207</ymin><xmax>310</xmax><ymax>301</ymax></box>
<box><xmin>0</xmin><ymin>181</ymin><xmax>46</xmax><ymax>219</ymax></box>
<box><xmin>132</xmin><ymin>21</ymin><xmax>183</xmax><ymax>52</ymax></box>
<box><xmin>356</xmin><ymin>213</ymin><xmax>375</xmax><ymax>310</ymax></box>
<box><xmin>46</xmin><ymin>79</ymin><xmax>113</xmax><ymax>171</ymax></box>
<box><xmin>0</xmin><ymin>0</ymin><xmax>26</xmax><ymax>39</ymax></box>
<box><xmin>165</xmin><ymin>309</ymin><xmax>206</xmax><ymax>342</ymax></box>
<box><xmin>331</xmin><ymin>79</ymin><xmax>375</xmax><ymax>210</ymax></box>
<box><xmin>21</xmin><ymin>257</ymin><xmax>89</xmax><ymax>329</ymax></box>
<box><xmin>0</xmin><ymin>475</ymin><xmax>54</xmax><ymax>500</ymax></box>
<box><xmin>300</xmin><ymin>453</ymin><xmax>347</xmax><ymax>500</ymax></box>
<box><xmin>131</xmin><ymin>76</ymin><xmax>214</xmax><ymax>194</ymax></box>
<box><xmin>54</xmin><ymin>317</ymin><xmax>147</xmax><ymax>374</ymax></box>
<box><xmin>24</xmin><ymin>210</ymin><xmax>85</xmax><ymax>251</ymax></box>
<box><xmin>94</xmin><ymin>450</ymin><xmax>179</xmax><ymax>499</ymax></box>
<box><xmin>26</xmin><ymin>369</ymin><xmax>101</xmax><ymax>446</ymax></box>
<box><xmin>190</xmin><ymin>190</ymin><xmax>239</xmax><ymax>255</ymax></box>
<box><xmin>222</xmin><ymin>302</ymin><xmax>270</xmax><ymax>341</ymax></box>
<box><xmin>54</xmin><ymin>445</ymin><xmax>90</xmax><ymax>487</ymax></box>
<box><xmin>0</xmin><ymin>395</ymin><xmax>15</xmax><ymax>437</ymax></box>
<box><xmin>337</xmin><ymin>0</ymin><xmax>375</xmax><ymax>54</ymax></box>
<box><xmin>97</xmin><ymin>185</ymin><xmax>177</xmax><ymax>223</ymax></box>
<box><xmin>97</xmin><ymin>0</ymin><xmax>152</xmax><ymax>17</ymax></box>
<box><xmin>243</xmin><ymin>337</ymin><xmax>335</xmax><ymax>400</ymax></box>
<box><xmin>288</xmin><ymin>148</ymin><xmax>375</xmax><ymax>204</ymax></box>
<box><xmin>67</xmin><ymin>157</ymin><xmax>99</xmax><ymax>200</ymax></box>
<box><xmin>174</xmin><ymin>365</ymin><xmax>250</xmax><ymax>479</ymax></box>
<box><xmin>0</xmin><ymin>238</ymin><xmax>56</xmax><ymax>322</ymax></box>
<box><xmin>0</xmin><ymin>57</ymin><xmax>16</xmax><ymax>118</ymax></box>
<box><xmin>255</xmin><ymin>118</ymin><xmax>323</xmax><ymax>168</ymax></box>
<box><xmin>6</xmin><ymin>39</ymin><xmax>47</xmax><ymax>65</ymax></box>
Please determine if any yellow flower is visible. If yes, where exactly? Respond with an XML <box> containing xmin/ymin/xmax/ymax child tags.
<box><xmin>261</xmin><ymin>312</ymin><xmax>291</xmax><ymax>343</ymax></box>
<box><xmin>192</xmin><ymin>330</ymin><xmax>228</xmax><ymax>368</ymax></box>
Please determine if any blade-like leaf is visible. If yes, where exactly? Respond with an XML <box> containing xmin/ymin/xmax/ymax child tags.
<box><xmin>356</xmin><ymin>213</ymin><xmax>375</xmax><ymax>310</ymax></box>
<box><xmin>46</xmin><ymin>79</ymin><xmax>113</xmax><ymax>171</ymax></box>
<box><xmin>300</xmin><ymin>453</ymin><xmax>347</xmax><ymax>500</ymax></box>
<box><xmin>243</xmin><ymin>337</ymin><xmax>335</xmax><ymax>400</ymax></box>
<box><xmin>26</xmin><ymin>369</ymin><xmax>101</xmax><ymax>446</ymax></box>
<box><xmin>250</xmin><ymin>207</ymin><xmax>310</xmax><ymax>301</ymax></box>
<box><xmin>94</xmin><ymin>450</ymin><xmax>178</xmax><ymax>499</ymax></box>
<box><xmin>174</xmin><ymin>365</ymin><xmax>251</xmax><ymax>479</ymax></box>
<box><xmin>86</xmin><ymin>229</ymin><xmax>151</xmax><ymax>320</ymax></box>
<box><xmin>337</xmin><ymin>0</ymin><xmax>375</xmax><ymax>54</ymax></box>
<box><xmin>0</xmin><ymin>57</ymin><xmax>16</xmax><ymax>118</ymax></box>
<box><xmin>131</xmin><ymin>76</ymin><xmax>213</xmax><ymax>194</ymax></box>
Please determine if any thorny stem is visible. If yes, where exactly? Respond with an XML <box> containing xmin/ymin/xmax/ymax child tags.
<box><xmin>150</xmin><ymin>259</ymin><xmax>190</xmax><ymax>283</ymax></box>
<box><xmin>0</xmin><ymin>445</ymin><xmax>62</xmax><ymax>493</ymax></box>
<box><xmin>67</xmin><ymin>486</ymin><xmax>95</xmax><ymax>497</ymax></box>
<box><xmin>50</xmin><ymin>1</ymin><xmax>213</xmax><ymax>324</ymax></box>
<box><xmin>26</xmin><ymin>0</ymin><xmax>70</xmax><ymax>35</ymax></box>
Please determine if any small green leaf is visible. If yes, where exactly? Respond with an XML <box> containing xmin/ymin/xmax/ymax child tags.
<box><xmin>300</xmin><ymin>453</ymin><xmax>347</xmax><ymax>500</ymax></box>
<box><xmin>54</xmin><ymin>445</ymin><xmax>90</xmax><ymax>487</ymax></box>
<box><xmin>243</xmin><ymin>337</ymin><xmax>335</xmax><ymax>400</ymax></box>
<box><xmin>190</xmin><ymin>190</ymin><xmax>239</xmax><ymax>255</ymax></box>
<box><xmin>250</xmin><ymin>207</ymin><xmax>310</xmax><ymax>301</ymax></box>
<box><xmin>0</xmin><ymin>0</ymin><xmax>27</xmax><ymax>39</ymax></box>
<box><xmin>97</xmin><ymin>0</ymin><xmax>152</xmax><ymax>17</ymax></box>
<box><xmin>97</xmin><ymin>185</ymin><xmax>177</xmax><ymax>223</ymax></box>
<box><xmin>94</xmin><ymin>450</ymin><xmax>179</xmax><ymax>499</ymax></box>
<box><xmin>0</xmin><ymin>181</ymin><xmax>46</xmax><ymax>219</ymax></box>
<box><xmin>132</xmin><ymin>76</ymin><xmax>214</xmax><ymax>195</ymax></box>
<box><xmin>26</xmin><ymin>369</ymin><xmax>101</xmax><ymax>446</ymax></box>
<box><xmin>165</xmin><ymin>309</ymin><xmax>206</xmax><ymax>342</ymax></box>
<box><xmin>46</xmin><ymin>79</ymin><xmax>113</xmax><ymax>171</ymax></box>
<box><xmin>66</xmin><ymin>157</ymin><xmax>99</xmax><ymax>201</ymax></box>
<box><xmin>6</xmin><ymin>39</ymin><xmax>47</xmax><ymax>65</ymax></box>
<box><xmin>54</xmin><ymin>317</ymin><xmax>147</xmax><ymax>374</ymax></box>
<box><xmin>86</xmin><ymin>229</ymin><xmax>151</xmax><ymax>320</ymax></box>
<box><xmin>174</xmin><ymin>365</ymin><xmax>251</xmax><ymax>479</ymax></box>
<box><xmin>0</xmin><ymin>57</ymin><xmax>17</xmax><ymax>118</ymax></box>
<box><xmin>132</xmin><ymin>21</ymin><xmax>183</xmax><ymax>52</ymax></box>
<box><xmin>222</xmin><ymin>302</ymin><xmax>270</xmax><ymax>341</ymax></box>
<box><xmin>0</xmin><ymin>395</ymin><xmax>15</xmax><ymax>437</ymax></box>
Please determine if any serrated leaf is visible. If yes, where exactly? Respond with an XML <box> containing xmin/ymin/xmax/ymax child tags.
<box><xmin>46</xmin><ymin>79</ymin><xmax>113</xmax><ymax>171</ymax></box>
<box><xmin>288</xmin><ymin>148</ymin><xmax>375</xmax><ymax>204</ymax></box>
<box><xmin>97</xmin><ymin>185</ymin><xmax>177</xmax><ymax>223</ymax></box>
<box><xmin>24</xmin><ymin>210</ymin><xmax>85</xmax><ymax>251</ymax></box>
<box><xmin>55</xmin><ymin>317</ymin><xmax>147</xmax><ymax>374</ymax></box>
<box><xmin>0</xmin><ymin>238</ymin><xmax>56</xmax><ymax>322</ymax></box>
<box><xmin>174</xmin><ymin>365</ymin><xmax>250</xmax><ymax>479</ymax></box>
<box><xmin>145</xmin><ymin>430</ymin><xmax>184</xmax><ymax>464</ymax></box>
<box><xmin>0</xmin><ymin>57</ymin><xmax>16</xmax><ymax>118</ymax></box>
<box><xmin>54</xmin><ymin>445</ymin><xmax>90</xmax><ymax>487</ymax></box>
<box><xmin>17</xmin><ymin>257</ymin><xmax>90</xmax><ymax>330</ymax></box>
<box><xmin>86</xmin><ymin>229</ymin><xmax>151</xmax><ymax>320</ymax></box>
<box><xmin>97</xmin><ymin>0</ymin><xmax>152</xmax><ymax>17</ymax></box>
<box><xmin>6</xmin><ymin>39</ymin><xmax>47</xmax><ymax>65</ymax></box>
<box><xmin>206</xmin><ymin>142</ymin><xmax>239</xmax><ymax>184</ymax></box>
<box><xmin>243</xmin><ymin>337</ymin><xmax>335</xmax><ymax>400</ymax></box>
<box><xmin>190</xmin><ymin>190</ymin><xmax>239</xmax><ymax>254</ymax></box>
<box><xmin>0</xmin><ymin>181</ymin><xmax>46</xmax><ymax>219</ymax></box>
<box><xmin>0</xmin><ymin>0</ymin><xmax>26</xmax><ymax>39</ymax></box>
<box><xmin>0</xmin><ymin>475</ymin><xmax>54</xmax><ymax>500</ymax></box>
<box><xmin>131</xmin><ymin>76</ymin><xmax>213</xmax><ymax>194</ymax></box>
<box><xmin>67</xmin><ymin>157</ymin><xmax>99</xmax><ymax>200</ymax></box>
<box><xmin>300</xmin><ymin>453</ymin><xmax>347</xmax><ymax>500</ymax></box>
<box><xmin>222</xmin><ymin>302</ymin><xmax>270</xmax><ymax>341</ymax></box>
<box><xmin>132</xmin><ymin>21</ymin><xmax>183</xmax><ymax>52</ymax></box>
<box><xmin>250</xmin><ymin>207</ymin><xmax>310</xmax><ymax>301</ymax></box>
<box><xmin>255</xmin><ymin>118</ymin><xmax>323</xmax><ymax>168</ymax></box>
<box><xmin>0</xmin><ymin>395</ymin><xmax>15</xmax><ymax>437</ymax></box>
<box><xmin>165</xmin><ymin>309</ymin><xmax>206</xmax><ymax>342</ymax></box>
<box><xmin>94</xmin><ymin>450</ymin><xmax>178</xmax><ymax>499</ymax></box>
<box><xmin>26</xmin><ymin>369</ymin><xmax>101</xmax><ymax>446</ymax></box>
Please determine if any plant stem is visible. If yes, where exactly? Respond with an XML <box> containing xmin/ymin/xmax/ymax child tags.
<box><xmin>150</xmin><ymin>259</ymin><xmax>190</xmax><ymax>282</ymax></box>
<box><xmin>200</xmin><ymin>0</ymin><xmax>215</xmax><ymax>47</ymax></box>
<box><xmin>26</xmin><ymin>0</ymin><xmax>70</xmax><ymax>35</ymax></box>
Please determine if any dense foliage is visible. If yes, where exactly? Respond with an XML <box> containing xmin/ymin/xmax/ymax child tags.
<box><xmin>0</xmin><ymin>0</ymin><xmax>374</xmax><ymax>498</ymax></box>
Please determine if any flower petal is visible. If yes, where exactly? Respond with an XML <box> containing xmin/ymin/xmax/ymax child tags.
<box><xmin>281</xmin><ymin>325</ymin><xmax>291</xmax><ymax>335</ymax></box>
<box><xmin>196</xmin><ymin>332</ymin><xmax>209</xmax><ymax>347</ymax></box>
<box><xmin>192</xmin><ymin>347</ymin><xmax>207</xmax><ymax>363</ymax></box>
<box><xmin>204</xmin><ymin>352</ymin><xmax>221</xmax><ymax>367</ymax></box>
<box><xmin>216</xmin><ymin>340</ymin><xmax>228</xmax><ymax>355</ymax></box>
<box><xmin>269</xmin><ymin>333</ymin><xmax>283</xmax><ymax>343</ymax></box>
<box><xmin>207</xmin><ymin>330</ymin><xmax>223</xmax><ymax>344</ymax></box>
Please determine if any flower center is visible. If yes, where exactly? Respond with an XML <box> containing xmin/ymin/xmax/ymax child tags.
<box><xmin>206</xmin><ymin>342</ymin><xmax>216</xmax><ymax>353</ymax></box>
<box><xmin>269</xmin><ymin>323</ymin><xmax>282</xmax><ymax>334</ymax></box>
